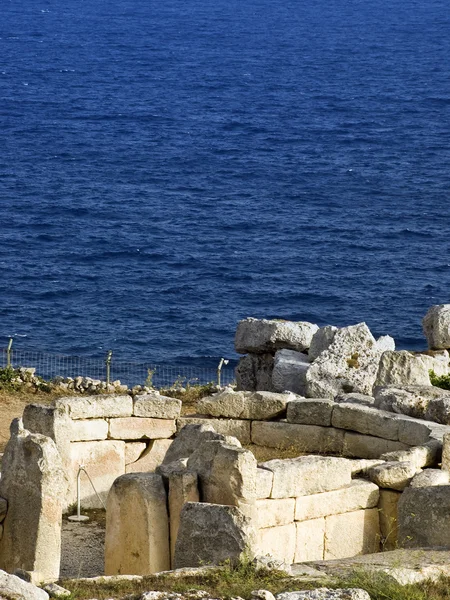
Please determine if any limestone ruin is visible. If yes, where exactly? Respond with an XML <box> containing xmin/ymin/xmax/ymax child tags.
<box><xmin>1</xmin><ymin>305</ymin><xmax>450</xmax><ymax>583</ymax></box>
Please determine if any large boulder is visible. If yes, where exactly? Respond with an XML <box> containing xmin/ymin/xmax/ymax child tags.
<box><xmin>374</xmin><ymin>385</ymin><xmax>450</xmax><ymax>424</ymax></box>
<box><xmin>374</xmin><ymin>351</ymin><xmax>432</xmax><ymax>388</ymax></box>
<box><xmin>308</xmin><ymin>326</ymin><xmax>338</xmax><ymax>362</ymax></box>
<box><xmin>161</xmin><ymin>423</ymin><xmax>239</xmax><ymax>466</ymax></box>
<box><xmin>398</xmin><ymin>485</ymin><xmax>450</xmax><ymax>548</ymax></box>
<box><xmin>423</xmin><ymin>305</ymin><xmax>450</xmax><ymax>349</ymax></box>
<box><xmin>305</xmin><ymin>323</ymin><xmax>384</xmax><ymax>398</ymax></box>
<box><xmin>0</xmin><ymin>570</ymin><xmax>49</xmax><ymax>600</ymax></box>
<box><xmin>236</xmin><ymin>353</ymin><xmax>275</xmax><ymax>391</ymax></box>
<box><xmin>197</xmin><ymin>389</ymin><xmax>292</xmax><ymax>420</ymax></box>
<box><xmin>272</xmin><ymin>350</ymin><xmax>310</xmax><ymax>395</ymax></box>
<box><xmin>0</xmin><ymin>419</ymin><xmax>68</xmax><ymax>583</ymax></box>
<box><xmin>174</xmin><ymin>502</ymin><xmax>254</xmax><ymax>568</ymax></box>
<box><xmin>235</xmin><ymin>318</ymin><xmax>318</xmax><ymax>354</ymax></box>
<box><xmin>187</xmin><ymin>440</ymin><xmax>257</xmax><ymax>515</ymax></box>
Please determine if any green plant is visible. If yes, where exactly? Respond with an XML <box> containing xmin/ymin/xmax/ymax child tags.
<box><xmin>429</xmin><ymin>369</ymin><xmax>450</xmax><ymax>391</ymax></box>
<box><xmin>145</xmin><ymin>368</ymin><xmax>156</xmax><ymax>389</ymax></box>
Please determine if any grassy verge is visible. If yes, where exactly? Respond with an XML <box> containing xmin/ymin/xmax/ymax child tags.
<box><xmin>60</xmin><ymin>564</ymin><xmax>450</xmax><ymax>600</ymax></box>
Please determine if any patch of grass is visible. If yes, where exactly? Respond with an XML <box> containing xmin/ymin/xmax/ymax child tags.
<box><xmin>161</xmin><ymin>381</ymin><xmax>217</xmax><ymax>415</ymax></box>
<box><xmin>429</xmin><ymin>370</ymin><xmax>450</xmax><ymax>391</ymax></box>
<box><xmin>60</xmin><ymin>562</ymin><xmax>450</xmax><ymax>600</ymax></box>
<box><xmin>245</xmin><ymin>444</ymin><xmax>304</xmax><ymax>463</ymax></box>
<box><xmin>334</xmin><ymin>569</ymin><xmax>450</xmax><ymax>600</ymax></box>
<box><xmin>61</xmin><ymin>559</ymin><xmax>313</xmax><ymax>600</ymax></box>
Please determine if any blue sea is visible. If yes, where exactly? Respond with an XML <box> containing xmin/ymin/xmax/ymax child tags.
<box><xmin>1</xmin><ymin>0</ymin><xmax>450</xmax><ymax>366</ymax></box>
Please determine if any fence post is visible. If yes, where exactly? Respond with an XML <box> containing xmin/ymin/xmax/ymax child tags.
<box><xmin>6</xmin><ymin>338</ymin><xmax>13</xmax><ymax>368</ymax></box>
<box><xmin>217</xmin><ymin>358</ymin><xmax>229</xmax><ymax>387</ymax></box>
<box><xmin>105</xmin><ymin>350</ymin><xmax>113</xmax><ymax>386</ymax></box>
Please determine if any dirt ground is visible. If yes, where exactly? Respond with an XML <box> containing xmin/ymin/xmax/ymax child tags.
<box><xmin>60</xmin><ymin>509</ymin><xmax>106</xmax><ymax>579</ymax></box>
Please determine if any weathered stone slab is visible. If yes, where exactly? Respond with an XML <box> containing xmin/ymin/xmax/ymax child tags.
<box><xmin>350</xmin><ymin>458</ymin><xmax>384</xmax><ymax>476</ymax></box>
<box><xmin>188</xmin><ymin>441</ymin><xmax>256</xmax><ymax>514</ymax></box>
<box><xmin>236</xmin><ymin>353</ymin><xmax>275</xmax><ymax>392</ymax></box>
<box><xmin>0</xmin><ymin>420</ymin><xmax>68</xmax><ymax>583</ymax></box>
<box><xmin>324</xmin><ymin>509</ymin><xmax>380</xmax><ymax>559</ymax></box>
<box><xmin>133</xmin><ymin>393</ymin><xmax>182</xmax><ymax>419</ymax></box>
<box><xmin>256</xmin><ymin>498</ymin><xmax>295</xmax><ymax>528</ymax></box>
<box><xmin>368</xmin><ymin>461</ymin><xmax>420</xmax><ymax>491</ymax></box>
<box><xmin>331</xmin><ymin>403</ymin><xmax>399</xmax><ymax>441</ymax></box>
<box><xmin>295</xmin><ymin>480</ymin><xmax>379</xmax><ymax>521</ymax></box>
<box><xmin>374</xmin><ymin>385</ymin><xmax>450</xmax><ymax>425</ymax></box>
<box><xmin>105</xmin><ymin>473</ymin><xmax>170</xmax><ymax>575</ymax></box>
<box><xmin>277</xmin><ymin>590</ymin><xmax>370</xmax><ymax>600</ymax></box>
<box><xmin>342</xmin><ymin>432</ymin><xmax>408</xmax><ymax>459</ymax></box>
<box><xmin>174</xmin><ymin>502</ymin><xmax>255</xmax><ymax>568</ymax></box>
<box><xmin>70</xmin><ymin>419</ymin><xmax>109</xmax><ymax>441</ymax></box>
<box><xmin>286</xmin><ymin>399</ymin><xmax>335</xmax><ymax>427</ymax></box>
<box><xmin>334</xmin><ymin>393</ymin><xmax>376</xmax><ymax>407</ymax></box>
<box><xmin>398</xmin><ymin>485</ymin><xmax>450</xmax><ymax>548</ymax></box>
<box><xmin>256</xmin><ymin>523</ymin><xmax>296</xmax><ymax>565</ymax></box>
<box><xmin>168</xmin><ymin>471</ymin><xmax>199</xmax><ymax>564</ymax></box>
<box><xmin>272</xmin><ymin>350</ymin><xmax>310</xmax><ymax>395</ymax></box>
<box><xmin>294</xmin><ymin>518</ymin><xmax>325</xmax><ymax>562</ymax></box>
<box><xmin>380</xmin><ymin>440</ymin><xmax>441</xmax><ymax>470</ymax></box>
<box><xmin>308</xmin><ymin>326</ymin><xmax>338</xmax><ymax>362</ymax></box>
<box><xmin>374</xmin><ymin>351</ymin><xmax>433</xmax><ymax>388</ymax></box>
<box><xmin>410</xmin><ymin>469</ymin><xmax>449</xmax><ymax>487</ymax></box>
<box><xmin>423</xmin><ymin>304</ymin><xmax>450</xmax><ymax>349</ymax></box>
<box><xmin>306</xmin><ymin>323</ymin><xmax>383</xmax><ymax>398</ymax></box>
<box><xmin>109</xmin><ymin>417</ymin><xmax>175</xmax><ymax>440</ymax></box>
<box><xmin>376</xmin><ymin>335</ymin><xmax>396</xmax><ymax>352</ymax></box>
<box><xmin>0</xmin><ymin>570</ymin><xmax>49</xmax><ymax>600</ymax></box>
<box><xmin>251</xmin><ymin>421</ymin><xmax>344</xmax><ymax>455</ymax></box>
<box><xmin>56</xmin><ymin>394</ymin><xmax>133</xmax><ymax>420</ymax></box>
<box><xmin>256</xmin><ymin>468</ymin><xmax>273</xmax><ymax>499</ymax></box>
<box><xmin>235</xmin><ymin>318</ymin><xmax>318</xmax><ymax>354</ymax></box>
<box><xmin>396</xmin><ymin>416</ymin><xmax>434</xmax><ymax>445</ymax></box>
<box><xmin>126</xmin><ymin>439</ymin><xmax>172</xmax><ymax>473</ymax></box>
<box><xmin>259</xmin><ymin>456</ymin><xmax>352</xmax><ymax>499</ymax></box>
<box><xmin>68</xmin><ymin>440</ymin><xmax>125</xmax><ymax>508</ymax></box>
<box><xmin>125</xmin><ymin>442</ymin><xmax>147</xmax><ymax>465</ymax></box>
<box><xmin>22</xmin><ymin>404</ymin><xmax>72</xmax><ymax>469</ymax></box>
<box><xmin>197</xmin><ymin>390</ymin><xmax>291</xmax><ymax>421</ymax></box>
<box><xmin>378</xmin><ymin>489</ymin><xmax>400</xmax><ymax>551</ymax></box>
<box><xmin>176</xmin><ymin>417</ymin><xmax>250</xmax><ymax>445</ymax></box>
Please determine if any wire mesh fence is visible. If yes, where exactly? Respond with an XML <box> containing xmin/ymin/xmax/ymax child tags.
<box><xmin>0</xmin><ymin>348</ymin><xmax>236</xmax><ymax>389</ymax></box>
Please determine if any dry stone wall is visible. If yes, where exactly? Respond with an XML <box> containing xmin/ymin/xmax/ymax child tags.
<box><xmin>2</xmin><ymin>333</ymin><xmax>450</xmax><ymax>580</ymax></box>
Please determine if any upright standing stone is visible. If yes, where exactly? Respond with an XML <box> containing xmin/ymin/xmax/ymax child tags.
<box><xmin>105</xmin><ymin>473</ymin><xmax>170</xmax><ymax>575</ymax></box>
<box><xmin>188</xmin><ymin>441</ymin><xmax>257</xmax><ymax>516</ymax></box>
<box><xmin>22</xmin><ymin>404</ymin><xmax>72</xmax><ymax>470</ymax></box>
<box><xmin>423</xmin><ymin>305</ymin><xmax>450</xmax><ymax>349</ymax></box>
<box><xmin>272</xmin><ymin>350</ymin><xmax>310</xmax><ymax>395</ymax></box>
<box><xmin>168</xmin><ymin>470</ymin><xmax>199</xmax><ymax>564</ymax></box>
<box><xmin>0</xmin><ymin>420</ymin><xmax>68</xmax><ymax>584</ymax></box>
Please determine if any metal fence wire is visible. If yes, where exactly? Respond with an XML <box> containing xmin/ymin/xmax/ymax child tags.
<box><xmin>0</xmin><ymin>348</ymin><xmax>236</xmax><ymax>389</ymax></box>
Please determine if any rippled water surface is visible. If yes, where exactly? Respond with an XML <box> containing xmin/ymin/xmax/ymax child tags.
<box><xmin>1</xmin><ymin>0</ymin><xmax>450</xmax><ymax>363</ymax></box>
